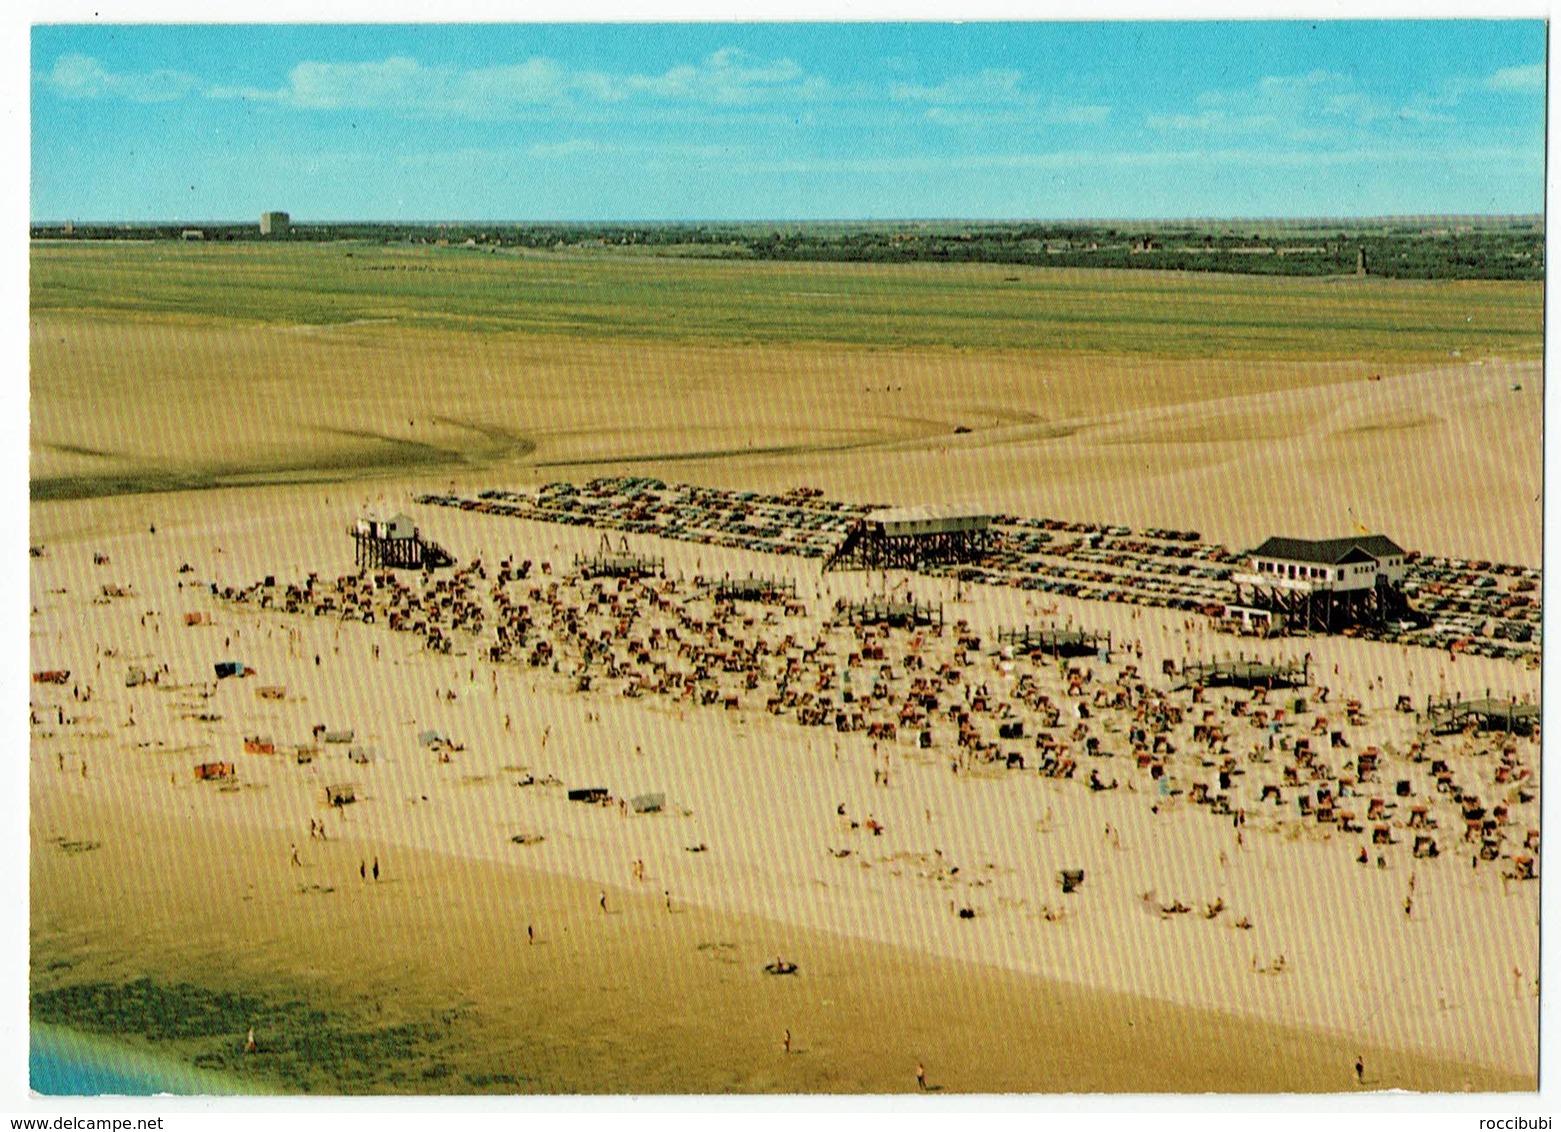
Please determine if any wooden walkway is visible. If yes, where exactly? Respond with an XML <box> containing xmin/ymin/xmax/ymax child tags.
<box><xmin>1177</xmin><ymin>656</ymin><xmax>1309</xmax><ymax>690</ymax></box>
<box><xmin>1426</xmin><ymin>696</ymin><xmax>1540</xmax><ymax>736</ymax></box>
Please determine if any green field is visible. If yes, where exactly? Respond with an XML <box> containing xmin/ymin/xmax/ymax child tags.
<box><xmin>31</xmin><ymin>240</ymin><xmax>1543</xmax><ymax>360</ymax></box>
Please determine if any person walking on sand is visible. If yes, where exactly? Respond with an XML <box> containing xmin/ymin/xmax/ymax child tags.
<box><xmin>782</xmin><ymin>1028</ymin><xmax>791</xmax><ymax>1054</ymax></box>
<box><xmin>1354</xmin><ymin>1055</ymin><xmax>1364</xmax><ymax>1084</ymax></box>
<box><xmin>372</xmin><ymin>856</ymin><xmax>380</xmax><ymax>881</ymax></box>
<box><xmin>291</xmin><ymin>844</ymin><xmax>302</xmax><ymax>868</ymax></box>
<box><xmin>599</xmin><ymin>891</ymin><xmax>608</xmax><ymax>914</ymax></box>
<box><xmin>527</xmin><ymin>924</ymin><xmax>535</xmax><ymax>946</ymax></box>
<box><xmin>916</xmin><ymin>1061</ymin><xmax>928</xmax><ymax>1091</ymax></box>
<box><xmin>664</xmin><ymin>890</ymin><xmax>672</xmax><ymax>913</ymax></box>
<box><xmin>360</xmin><ymin>859</ymin><xmax>367</xmax><ymax>881</ymax></box>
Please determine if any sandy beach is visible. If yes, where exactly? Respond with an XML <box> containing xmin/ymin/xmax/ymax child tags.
<box><xmin>28</xmin><ymin>422</ymin><xmax>1540</xmax><ymax>1091</ymax></box>
<box><xmin>25</xmin><ymin>19</ymin><xmax>1548</xmax><ymax>1100</ymax></box>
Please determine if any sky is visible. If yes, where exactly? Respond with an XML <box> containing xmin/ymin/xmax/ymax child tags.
<box><xmin>28</xmin><ymin>20</ymin><xmax>1549</xmax><ymax>222</ymax></box>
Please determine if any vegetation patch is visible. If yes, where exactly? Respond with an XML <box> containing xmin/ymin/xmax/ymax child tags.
<box><xmin>31</xmin><ymin>977</ymin><xmax>464</xmax><ymax>1094</ymax></box>
<box><xmin>30</xmin><ymin>242</ymin><xmax>1542</xmax><ymax>361</ymax></box>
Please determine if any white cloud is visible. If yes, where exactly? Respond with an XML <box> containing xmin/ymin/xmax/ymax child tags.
<box><xmin>733</xmin><ymin>142</ymin><xmax>1541</xmax><ymax>180</ymax></box>
<box><xmin>889</xmin><ymin>68</ymin><xmax>1109</xmax><ymax>129</ymax></box>
<box><xmin>44</xmin><ymin>52</ymin><xmax>202</xmax><ymax>103</ymax></box>
<box><xmin>234</xmin><ymin>56</ymin><xmax>591</xmax><ymax>115</ymax></box>
<box><xmin>524</xmin><ymin>138</ymin><xmax>733</xmax><ymax>160</ymax></box>
<box><xmin>1485</xmin><ymin>63</ymin><xmax>1544</xmax><ymax>93</ymax></box>
<box><xmin>611</xmin><ymin>48</ymin><xmax>821</xmax><ymax>106</ymax></box>
<box><xmin>42</xmin><ymin>48</ymin><xmax>832</xmax><ymax>119</ymax></box>
<box><xmin>1146</xmin><ymin>109</ymin><xmax>1273</xmax><ymax>134</ymax></box>
<box><xmin>1152</xmin><ymin>69</ymin><xmax>1468</xmax><ymax>142</ymax></box>
<box><xmin>889</xmin><ymin>68</ymin><xmax>1027</xmax><ymax>105</ymax></box>
<box><xmin>923</xmin><ymin>102</ymin><xmax>1110</xmax><ymax>128</ymax></box>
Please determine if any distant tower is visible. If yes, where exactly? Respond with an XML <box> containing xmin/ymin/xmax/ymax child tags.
<box><xmin>259</xmin><ymin>211</ymin><xmax>291</xmax><ymax>237</ymax></box>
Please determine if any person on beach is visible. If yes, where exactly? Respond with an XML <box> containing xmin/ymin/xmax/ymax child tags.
<box><xmin>782</xmin><ymin>1029</ymin><xmax>791</xmax><ymax>1054</ymax></box>
<box><xmin>360</xmin><ymin>859</ymin><xmax>367</xmax><ymax>881</ymax></box>
<box><xmin>1355</xmin><ymin>1055</ymin><xmax>1364</xmax><ymax>1084</ymax></box>
<box><xmin>527</xmin><ymin>924</ymin><xmax>535</xmax><ymax>946</ymax></box>
<box><xmin>599</xmin><ymin>891</ymin><xmax>608</xmax><ymax>914</ymax></box>
<box><xmin>291</xmin><ymin>844</ymin><xmax>302</xmax><ymax>867</ymax></box>
<box><xmin>916</xmin><ymin>1061</ymin><xmax>928</xmax><ymax>1091</ymax></box>
<box><xmin>664</xmin><ymin>890</ymin><xmax>672</xmax><ymax>913</ymax></box>
<box><xmin>372</xmin><ymin>856</ymin><xmax>380</xmax><ymax>881</ymax></box>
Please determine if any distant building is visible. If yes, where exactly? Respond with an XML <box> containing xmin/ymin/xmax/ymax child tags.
<box><xmin>1230</xmin><ymin>534</ymin><xmax>1410</xmax><ymax>633</ymax></box>
<box><xmin>355</xmin><ymin>512</ymin><xmax>416</xmax><ymax>542</ymax></box>
<box><xmin>259</xmin><ymin>211</ymin><xmax>291</xmax><ymax>236</ymax></box>
<box><xmin>1239</xmin><ymin>534</ymin><xmax>1407</xmax><ymax>592</ymax></box>
<box><xmin>350</xmin><ymin>512</ymin><xmax>453</xmax><ymax>570</ymax></box>
<box><xmin>180</xmin><ymin>229</ymin><xmax>205</xmax><ymax>241</ymax></box>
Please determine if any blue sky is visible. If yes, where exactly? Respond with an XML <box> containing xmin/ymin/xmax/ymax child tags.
<box><xmin>29</xmin><ymin>21</ymin><xmax>1547</xmax><ymax>221</ymax></box>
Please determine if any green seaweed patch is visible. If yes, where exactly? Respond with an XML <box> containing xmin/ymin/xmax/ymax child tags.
<box><xmin>466</xmin><ymin>1072</ymin><xmax>528</xmax><ymax>1089</ymax></box>
<box><xmin>31</xmin><ymin>978</ymin><xmax>456</xmax><ymax>1094</ymax></box>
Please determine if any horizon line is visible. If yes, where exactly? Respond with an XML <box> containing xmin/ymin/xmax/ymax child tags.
<box><xmin>30</xmin><ymin>212</ymin><xmax>1545</xmax><ymax>227</ymax></box>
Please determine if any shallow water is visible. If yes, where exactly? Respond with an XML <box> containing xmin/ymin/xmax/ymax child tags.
<box><xmin>30</xmin><ymin>1025</ymin><xmax>242</xmax><ymax>1097</ymax></box>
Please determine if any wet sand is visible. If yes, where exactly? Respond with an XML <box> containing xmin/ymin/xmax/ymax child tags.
<box><xmin>32</xmin><ymin>789</ymin><xmax>1528</xmax><ymax>1094</ymax></box>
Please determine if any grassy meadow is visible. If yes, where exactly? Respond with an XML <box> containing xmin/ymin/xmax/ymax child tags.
<box><xmin>31</xmin><ymin>240</ymin><xmax>1543</xmax><ymax>360</ymax></box>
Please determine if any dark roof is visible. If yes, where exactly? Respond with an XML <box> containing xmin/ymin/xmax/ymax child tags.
<box><xmin>1250</xmin><ymin>535</ymin><xmax>1406</xmax><ymax>565</ymax></box>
